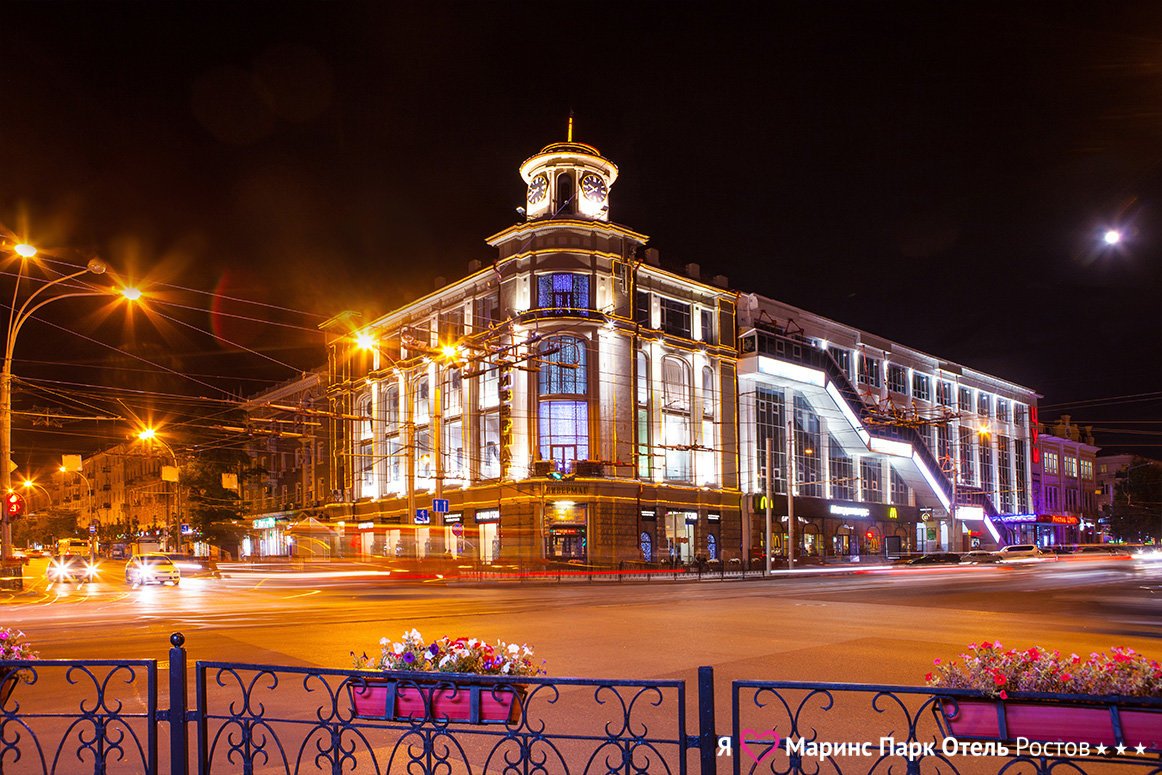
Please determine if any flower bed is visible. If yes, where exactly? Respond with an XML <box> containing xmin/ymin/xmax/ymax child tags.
<box><xmin>928</xmin><ymin>642</ymin><xmax>1162</xmax><ymax>752</ymax></box>
<box><xmin>348</xmin><ymin>629</ymin><xmax>543</xmax><ymax>725</ymax></box>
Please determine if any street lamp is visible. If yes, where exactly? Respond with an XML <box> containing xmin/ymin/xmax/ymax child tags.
<box><xmin>136</xmin><ymin>428</ymin><xmax>181</xmax><ymax>552</ymax></box>
<box><xmin>1</xmin><ymin>244</ymin><xmax>135</xmax><ymax>560</ymax></box>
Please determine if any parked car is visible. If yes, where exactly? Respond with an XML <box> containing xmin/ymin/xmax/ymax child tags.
<box><xmin>906</xmin><ymin>553</ymin><xmax>962</xmax><ymax>566</ymax></box>
<box><xmin>995</xmin><ymin>544</ymin><xmax>1047</xmax><ymax>561</ymax></box>
<box><xmin>46</xmin><ymin>554</ymin><xmax>99</xmax><ymax>583</ymax></box>
<box><xmin>960</xmin><ymin>550</ymin><xmax>1000</xmax><ymax>564</ymax></box>
<box><xmin>163</xmin><ymin>554</ymin><xmax>220</xmax><ymax>578</ymax></box>
<box><xmin>125</xmin><ymin>553</ymin><xmax>181</xmax><ymax>586</ymax></box>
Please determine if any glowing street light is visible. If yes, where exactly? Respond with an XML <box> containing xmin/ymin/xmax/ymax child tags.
<box><xmin>0</xmin><ymin>243</ymin><xmax>134</xmax><ymax>560</ymax></box>
<box><xmin>1103</xmin><ymin>229</ymin><xmax>1122</xmax><ymax>246</ymax></box>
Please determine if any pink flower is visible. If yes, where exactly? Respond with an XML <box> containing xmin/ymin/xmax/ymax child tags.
<box><xmin>933</xmin><ymin>658</ymin><xmax>941</xmax><ymax>666</ymax></box>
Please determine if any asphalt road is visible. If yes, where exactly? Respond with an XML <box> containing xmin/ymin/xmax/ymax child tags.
<box><xmin>5</xmin><ymin>555</ymin><xmax>1160</xmax><ymax>686</ymax></box>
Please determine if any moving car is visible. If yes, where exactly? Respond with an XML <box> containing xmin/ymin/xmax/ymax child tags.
<box><xmin>906</xmin><ymin>553</ymin><xmax>962</xmax><ymax>566</ymax></box>
<box><xmin>163</xmin><ymin>554</ymin><xmax>220</xmax><ymax>578</ymax></box>
<box><xmin>960</xmin><ymin>550</ymin><xmax>1000</xmax><ymax>564</ymax></box>
<box><xmin>125</xmin><ymin>553</ymin><xmax>181</xmax><ymax>586</ymax></box>
<box><xmin>46</xmin><ymin>555</ymin><xmax>99</xmax><ymax>583</ymax></box>
<box><xmin>995</xmin><ymin>544</ymin><xmax>1047</xmax><ymax>561</ymax></box>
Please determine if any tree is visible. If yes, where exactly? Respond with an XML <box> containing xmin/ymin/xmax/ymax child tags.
<box><xmin>181</xmin><ymin>448</ymin><xmax>250</xmax><ymax>554</ymax></box>
<box><xmin>1109</xmin><ymin>458</ymin><xmax>1162</xmax><ymax>543</ymax></box>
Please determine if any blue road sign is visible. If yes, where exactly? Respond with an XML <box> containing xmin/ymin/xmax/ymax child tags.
<box><xmin>415</xmin><ymin>509</ymin><xmax>430</xmax><ymax>525</ymax></box>
<box><xmin>433</xmin><ymin>499</ymin><xmax>449</xmax><ymax>513</ymax></box>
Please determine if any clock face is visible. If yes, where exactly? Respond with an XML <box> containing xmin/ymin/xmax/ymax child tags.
<box><xmin>580</xmin><ymin>173</ymin><xmax>608</xmax><ymax>202</ymax></box>
<box><xmin>527</xmin><ymin>174</ymin><xmax>548</xmax><ymax>205</ymax></box>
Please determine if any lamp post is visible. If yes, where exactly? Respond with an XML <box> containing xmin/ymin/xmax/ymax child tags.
<box><xmin>1</xmin><ymin>244</ymin><xmax>131</xmax><ymax>561</ymax></box>
<box><xmin>137</xmin><ymin>428</ymin><xmax>180</xmax><ymax>552</ymax></box>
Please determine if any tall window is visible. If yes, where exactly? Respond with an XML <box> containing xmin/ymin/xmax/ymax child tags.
<box><xmin>912</xmin><ymin>373</ymin><xmax>931</xmax><ymax>402</ymax></box>
<box><xmin>444</xmin><ymin>368</ymin><xmax>462</xmax><ymax>414</ymax></box>
<box><xmin>479</xmin><ymin>413</ymin><xmax>500</xmax><ymax>479</ymax></box>
<box><xmin>635</xmin><ymin>291</ymin><xmax>652</xmax><ymax>326</ymax></box>
<box><xmin>829</xmin><ymin>435</ymin><xmax>854</xmax><ymax>501</ymax></box>
<box><xmin>556</xmin><ymin>173</ymin><xmax>574</xmax><ymax>213</ymax></box>
<box><xmin>829</xmin><ymin>347</ymin><xmax>852</xmax><ymax>380</ymax></box>
<box><xmin>415</xmin><ymin>376</ymin><xmax>430</xmax><ymax>422</ymax></box>
<box><xmin>890</xmin><ymin>467</ymin><xmax>909</xmax><ymax>505</ymax></box>
<box><xmin>474</xmin><ymin>294</ymin><xmax>500</xmax><ymax>331</ymax></box>
<box><xmin>636</xmin><ymin>351</ymin><xmax>651</xmax><ymax>479</ymax></box>
<box><xmin>977</xmin><ymin>392</ymin><xmax>991</xmax><ymax>417</ymax></box>
<box><xmin>860</xmin><ymin>458</ymin><xmax>882</xmax><ymax>503</ymax></box>
<box><xmin>699</xmin><ymin>308</ymin><xmax>715</xmax><ymax>344</ymax></box>
<box><xmin>537</xmin><ymin>273</ymin><xmax>590</xmax><ymax>313</ymax></box>
<box><xmin>958</xmin><ymin>386</ymin><xmax>972</xmax><ymax>411</ymax></box>
<box><xmin>937</xmin><ymin>381</ymin><xmax>952</xmax><ymax>407</ymax></box>
<box><xmin>998</xmin><ymin>435</ymin><xmax>1013</xmax><ymax>513</ymax></box>
<box><xmin>444</xmin><ymin>420</ymin><xmax>464</xmax><ymax>482</ymax></box>
<box><xmin>858</xmin><ymin>355</ymin><xmax>882</xmax><ymax>388</ymax></box>
<box><xmin>1014</xmin><ymin>440</ymin><xmax>1028</xmax><ymax>512</ymax></box>
<box><xmin>887</xmin><ymin>364</ymin><xmax>907</xmax><ymax>395</ymax></box>
<box><xmin>699</xmin><ymin>366</ymin><xmax>717</xmax><ymax>485</ymax></box>
<box><xmin>996</xmin><ymin>398</ymin><xmax>1010</xmax><ymax>422</ymax></box>
<box><xmin>978</xmin><ymin>437</ymin><xmax>994</xmax><ymax>495</ymax></box>
<box><xmin>936</xmin><ymin>424</ymin><xmax>952</xmax><ymax>462</ymax></box>
<box><xmin>756</xmin><ymin>387</ymin><xmax>785</xmax><ymax>494</ymax></box>
<box><xmin>793</xmin><ymin>395</ymin><xmax>821</xmax><ymax>497</ymax></box>
<box><xmin>662</xmin><ymin>357</ymin><xmax>692</xmax><ymax>480</ymax></box>
<box><xmin>660</xmin><ymin>298</ymin><xmax>692</xmax><ymax>338</ymax></box>
<box><xmin>538</xmin><ymin>336</ymin><xmax>588</xmax><ymax>471</ymax></box>
<box><xmin>958</xmin><ymin>427</ymin><xmax>976</xmax><ymax>484</ymax></box>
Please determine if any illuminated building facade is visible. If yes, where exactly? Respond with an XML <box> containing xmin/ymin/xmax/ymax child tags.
<box><xmin>737</xmin><ymin>297</ymin><xmax>1039</xmax><ymax>558</ymax></box>
<box><xmin>325</xmin><ymin>135</ymin><xmax>742</xmax><ymax>566</ymax></box>
<box><xmin>1023</xmin><ymin>415</ymin><xmax>1099</xmax><ymax>545</ymax></box>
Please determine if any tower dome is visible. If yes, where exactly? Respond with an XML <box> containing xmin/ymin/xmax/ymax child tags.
<box><xmin>519</xmin><ymin>119</ymin><xmax>618</xmax><ymax>222</ymax></box>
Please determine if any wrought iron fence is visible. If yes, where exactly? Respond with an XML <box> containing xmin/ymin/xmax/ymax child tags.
<box><xmin>0</xmin><ymin>638</ymin><xmax>1160</xmax><ymax>774</ymax></box>
<box><xmin>195</xmin><ymin>660</ymin><xmax>691</xmax><ymax>774</ymax></box>
<box><xmin>0</xmin><ymin>657</ymin><xmax>158</xmax><ymax>774</ymax></box>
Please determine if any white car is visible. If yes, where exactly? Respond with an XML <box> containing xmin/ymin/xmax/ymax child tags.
<box><xmin>995</xmin><ymin>544</ymin><xmax>1046</xmax><ymax>561</ymax></box>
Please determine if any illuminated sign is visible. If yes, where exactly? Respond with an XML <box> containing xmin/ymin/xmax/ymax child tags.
<box><xmin>252</xmin><ymin>517</ymin><xmax>276</xmax><ymax>529</ymax></box>
<box><xmin>640</xmin><ymin>509</ymin><xmax>657</xmax><ymax>520</ymax></box>
<box><xmin>1050</xmin><ymin>515</ymin><xmax>1079</xmax><ymax>525</ymax></box>
<box><xmin>357</xmin><ymin>521</ymin><xmax>374</xmax><ymax>529</ymax></box>
<box><xmin>956</xmin><ymin>506</ymin><xmax>985</xmax><ymax>522</ymax></box>
<box><xmin>443</xmin><ymin>513</ymin><xmax>462</xmax><ymax>524</ymax></box>
<box><xmin>829</xmin><ymin>505</ymin><xmax>870</xmax><ymax>518</ymax></box>
<box><xmin>707</xmin><ymin>513</ymin><xmax>721</xmax><ymax>522</ymax></box>
<box><xmin>475</xmin><ymin>509</ymin><xmax>500</xmax><ymax>523</ymax></box>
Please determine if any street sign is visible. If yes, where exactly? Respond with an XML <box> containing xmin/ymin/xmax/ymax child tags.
<box><xmin>88</xmin><ymin>524</ymin><xmax>97</xmax><ymax>535</ymax></box>
<box><xmin>452</xmin><ymin>523</ymin><xmax>463</xmax><ymax>537</ymax></box>
<box><xmin>433</xmin><ymin>499</ymin><xmax>449</xmax><ymax>513</ymax></box>
<box><xmin>414</xmin><ymin>509</ymin><xmax>430</xmax><ymax>525</ymax></box>
<box><xmin>181</xmin><ymin>523</ymin><xmax>192</xmax><ymax>535</ymax></box>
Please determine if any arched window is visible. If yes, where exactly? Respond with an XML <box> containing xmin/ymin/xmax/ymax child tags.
<box><xmin>662</xmin><ymin>357</ymin><xmax>692</xmax><ymax>481</ymax></box>
<box><xmin>702</xmin><ymin>366</ymin><xmax>715</xmax><ymax>418</ymax></box>
<box><xmin>359</xmin><ymin>396</ymin><xmax>373</xmax><ymax>439</ymax></box>
<box><xmin>539</xmin><ymin>337</ymin><xmax>587</xmax><ymax>395</ymax></box>
<box><xmin>538</xmin><ymin>336</ymin><xmax>588</xmax><ymax>471</ymax></box>
<box><xmin>556</xmin><ymin>173</ymin><xmax>574</xmax><ymax>214</ymax></box>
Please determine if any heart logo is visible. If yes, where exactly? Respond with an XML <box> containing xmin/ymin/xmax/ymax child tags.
<box><xmin>740</xmin><ymin>728</ymin><xmax>781</xmax><ymax>764</ymax></box>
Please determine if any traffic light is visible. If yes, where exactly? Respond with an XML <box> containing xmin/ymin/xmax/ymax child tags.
<box><xmin>4</xmin><ymin>492</ymin><xmax>25</xmax><ymax>519</ymax></box>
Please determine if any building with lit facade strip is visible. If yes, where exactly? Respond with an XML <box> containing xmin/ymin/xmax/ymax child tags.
<box><xmin>1018</xmin><ymin>416</ymin><xmax>1099</xmax><ymax>545</ymax></box>
<box><xmin>324</xmin><ymin>135</ymin><xmax>741</xmax><ymax>566</ymax></box>
<box><xmin>737</xmin><ymin>297</ymin><xmax>1039</xmax><ymax>558</ymax></box>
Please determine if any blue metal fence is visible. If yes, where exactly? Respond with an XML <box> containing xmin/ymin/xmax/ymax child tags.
<box><xmin>0</xmin><ymin>636</ymin><xmax>1159</xmax><ymax>774</ymax></box>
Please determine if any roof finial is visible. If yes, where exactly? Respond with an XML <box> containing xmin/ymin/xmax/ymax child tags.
<box><xmin>567</xmin><ymin>111</ymin><xmax>574</xmax><ymax>143</ymax></box>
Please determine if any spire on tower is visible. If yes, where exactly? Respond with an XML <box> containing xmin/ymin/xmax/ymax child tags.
<box><xmin>567</xmin><ymin>111</ymin><xmax>574</xmax><ymax>143</ymax></box>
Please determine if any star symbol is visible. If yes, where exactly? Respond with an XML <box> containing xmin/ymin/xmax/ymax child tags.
<box><xmin>1116</xmin><ymin>744</ymin><xmax>1127</xmax><ymax>755</ymax></box>
<box><xmin>1135</xmin><ymin>744</ymin><xmax>1146</xmax><ymax>755</ymax></box>
<box><xmin>1095</xmin><ymin>744</ymin><xmax>1107</xmax><ymax>755</ymax></box>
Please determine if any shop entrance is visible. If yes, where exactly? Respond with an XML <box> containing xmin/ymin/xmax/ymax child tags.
<box><xmin>664</xmin><ymin>512</ymin><xmax>696</xmax><ymax>563</ymax></box>
<box><xmin>547</xmin><ymin>525</ymin><xmax>587</xmax><ymax>561</ymax></box>
<box><xmin>478</xmin><ymin>522</ymin><xmax>498</xmax><ymax>563</ymax></box>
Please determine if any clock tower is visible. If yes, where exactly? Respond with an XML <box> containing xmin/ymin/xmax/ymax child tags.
<box><xmin>519</xmin><ymin>118</ymin><xmax>618</xmax><ymax>222</ymax></box>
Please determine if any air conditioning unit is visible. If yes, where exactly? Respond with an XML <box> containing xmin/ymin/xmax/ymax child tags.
<box><xmin>532</xmin><ymin>460</ymin><xmax>554</xmax><ymax>477</ymax></box>
<box><xmin>575</xmin><ymin>461</ymin><xmax>605</xmax><ymax>478</ymax></box>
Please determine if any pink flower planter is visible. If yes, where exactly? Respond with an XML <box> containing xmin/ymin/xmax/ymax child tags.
<box><xmin>937</xmin><ymin>698</ymin><xmax>1162</xmax><ymax>752</ymax></box>
<box><xmin>349</xmin><ymin>677</ymin><xmax>524</xmax><ymax>725</ymax></box>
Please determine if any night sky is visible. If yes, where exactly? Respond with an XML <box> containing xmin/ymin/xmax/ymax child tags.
<box><xmin>3</xmin><ymin>2</ymin><xmax>1161</xmax><ymax>464</ymax></box>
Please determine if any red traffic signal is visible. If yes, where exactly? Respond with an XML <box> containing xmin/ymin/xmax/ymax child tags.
<box><xmin>4</xmin><ymin>492</ymin><xmax>25</xmax><ymax>518</ymax></box>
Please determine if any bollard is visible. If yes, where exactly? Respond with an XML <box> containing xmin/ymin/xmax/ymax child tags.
<box><xmin>168</xmin><ymin>632</ymin><xmax>189</xmax><ymax>775</ymax></box>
